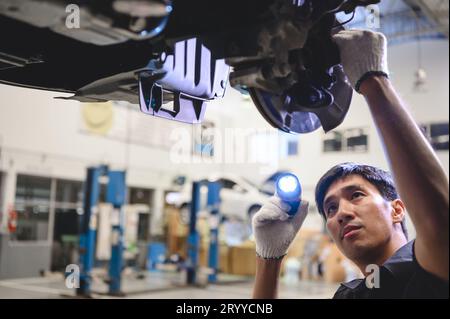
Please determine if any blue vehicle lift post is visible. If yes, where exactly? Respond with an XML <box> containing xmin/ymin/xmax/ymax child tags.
<box><xmin>106</xmin><ymin>171</ymin><xmax>127</xmax><ymax>296</ymax></box>
<box><xmin>207</xmin><ymin>182</ymin><xmax>221</xmax><ymax>283</ymax></box>
<box><xmin>187</xmin><ymin>181</ymin><xmax>201</xmax><ymax>285</ymax></box>
<box><xmin>77</xmin><ymin>165</ymin><xmax>106</xmax><ymax>297</ymax></box>
<box><xmin>186</xmin><ymin>180</ymin><xmax>221</xmax><ymax>285</ymax></box>
<box><xmin>76</xmin><ymin>166</ymin><xmax>126</xmax><ymax>297</ymax></box>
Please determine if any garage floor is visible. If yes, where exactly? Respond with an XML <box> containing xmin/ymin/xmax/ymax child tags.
<box><xmin>0</xmin><ymin>271</ymin><xmax>339</xmax><ymax>299</ymax></box>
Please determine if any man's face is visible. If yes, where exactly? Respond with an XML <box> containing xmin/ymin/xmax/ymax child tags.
<box><xmin>323</xmin><ymin>175</ymin><xmax>396</xmax><ymax>262</ymax></box>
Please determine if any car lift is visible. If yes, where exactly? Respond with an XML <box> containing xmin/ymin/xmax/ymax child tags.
<box><xmin>186</xmin><ymin>180</ymin><xmax>252</xmax><ymax>286</ymax></box>
<box><xmin>76</xmin><ymin>165</ymin><xmax>127</xmax><ymax>297</ymax></box>
<box><xmin>76</xmin><ymin>174</ymin><xmax>226</xmax><ymax>296</ymax></box>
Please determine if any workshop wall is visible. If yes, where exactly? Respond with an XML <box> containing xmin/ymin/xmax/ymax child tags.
<box><xmin>0</xmin><ymin>39</ymin><xmax>448</xmax><ymax>238</ymax></box>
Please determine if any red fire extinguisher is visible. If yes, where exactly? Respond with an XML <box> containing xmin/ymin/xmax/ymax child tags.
<box><xmin>7</xmin><ymin>206</ymin><xmax>18</xmax><ymax>234</ymax></box>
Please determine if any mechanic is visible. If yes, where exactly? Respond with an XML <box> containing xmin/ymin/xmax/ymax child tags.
<box><xmin>252</xmin><ymin>29</ymin><xmax>449</xmax><ymax>299</ymax></box>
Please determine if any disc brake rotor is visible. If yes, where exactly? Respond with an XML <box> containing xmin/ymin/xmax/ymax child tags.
<box><xmin>250</xmin><ymin>65</ymin><xmax>353</xmax><ymax>134</ymax></box>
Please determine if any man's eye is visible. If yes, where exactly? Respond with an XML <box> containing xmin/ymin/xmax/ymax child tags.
<box><xmin>352</xmin><ymin>191</ymin><xmax>364</xmax><ymax>199</ymax></box>
<box><xmin>326</xmin><ymin>205</ymin><xmax>337</xmax><ymax>217</ymax></box>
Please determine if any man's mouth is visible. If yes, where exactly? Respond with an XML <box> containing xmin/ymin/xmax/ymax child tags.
<box><xmin>341</xmin><ymin>225</ymin><xmax>363</xmax><ymax>239</ymax></box>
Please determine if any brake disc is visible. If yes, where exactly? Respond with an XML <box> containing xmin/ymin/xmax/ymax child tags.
<box><xmin>249</xmin><ymin>65</ymin><xmax>353</xmax><ymax>134</ymax></box>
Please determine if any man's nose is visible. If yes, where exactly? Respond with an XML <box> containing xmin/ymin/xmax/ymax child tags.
<box><xmin>337</xmin><ymin>200</ymin><xmax>355</xmax><ymax>225</ymax></box>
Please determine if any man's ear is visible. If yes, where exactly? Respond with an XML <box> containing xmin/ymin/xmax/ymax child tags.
<box><xmin>391</xmin><ymin>199</ymin><xmax>406</xmax><ymax>224</ymax></box>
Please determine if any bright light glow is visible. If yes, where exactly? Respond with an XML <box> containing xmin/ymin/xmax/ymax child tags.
<box><xmin>165</xmin><ymin>192</ymin><xmax>180</xmax><ymax>205</ymax></box>
<box><xmin>278</xmin><ymin>175</ymin><xmax>299</xmax><ymax>193</ymax></box>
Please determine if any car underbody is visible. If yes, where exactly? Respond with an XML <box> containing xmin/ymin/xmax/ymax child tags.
<box><xmin>0</xmin><ymin>0</ymin><xmax>380</xmax><ymax>133</ymax></box>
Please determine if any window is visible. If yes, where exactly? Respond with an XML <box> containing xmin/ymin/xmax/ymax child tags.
<box><xmin>346</xmin><ymin>129</ymin><xmax>368</xmax><ymax>152</ymax></box>
<box><xmin>323</xmin><ymin>132</ymin><xmax>343</xmax><ymax>152</ymax></box>
<box><xmin>54</xmin><ymin>180</ymin><xmax>83</xmax><ymax>220</ymax></box>
<box><xmin>13</xmin><ymin>175</ymin><xmax>51</xmax><ymax>241</ymax></box>
<box><xmin>52</xmin><ymin>179</ymin><xmax>83</xmax><ymax>271</ymax></box>
<box><xmin>279</xmin><ymin>133</ymin><xmax>299</xmax><ymax>157</ymax></box>
<box><xmin>15</xmin><ymin>175</ymin><xmax>51</xmax><ymax>203</ymax></box>
<box><xmin>137</xmin><ymin>213</ymin><xmax>150</xmax><ymax>241</ymax></box>
<box><xmin>421</xmin><ymin>122</ymin><xmax>449</xmax><ymax>151</ymax></box>
<box><xmin>56</xmin><ymin>179</ymin><xmax>83</xmax><ymax>204</ymax></box>
<box><xmin>287</xmin><ymin>140</ymin><xmax>299</xmax><ymax>156</ymax></box>
<box><xmin>323</xmin><ymin>128</ymin><xmax>369</xmax><ymax>153</ymax></box>
<box><xmin>219</xmin><ymin>179</ymin><xmax>237</xmax><ymax>190</ymax></box>
<box><xmin>129</xmin><ymin>187</ymin><xmax>153</xmax><ymax>205</ymax></box>
<box><xmin>128</xmin><ymin>188</ymin><xmax>153</xmax><ymax>245</ymax></box>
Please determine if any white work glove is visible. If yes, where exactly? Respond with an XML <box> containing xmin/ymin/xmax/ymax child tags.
<box><xmin>333</xmin><ymin>29</ymin><xmax>389</xmax><ymax>92</ymax></box>
<box><xmin>252</xmin><ymin>196</ymin><xmax>309</xmax><ymax>259</ymax></box>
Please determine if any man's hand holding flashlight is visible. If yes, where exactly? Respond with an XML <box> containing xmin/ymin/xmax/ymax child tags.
<box><xmin>252</xmin><ymin>197</ymin><xmax>309</xmax><ymax>259</ymax></box>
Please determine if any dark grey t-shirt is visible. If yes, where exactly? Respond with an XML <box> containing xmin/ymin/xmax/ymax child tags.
<box><xmin>333</xmin><ymin>241</ymin><xmax>449</xmax><ymax>299</ymax></box>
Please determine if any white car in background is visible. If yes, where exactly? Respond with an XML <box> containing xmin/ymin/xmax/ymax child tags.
<box><xmin>167</xmin><ymin>173</ymin><xmax>270</xmax><ymax>224</ymax></box>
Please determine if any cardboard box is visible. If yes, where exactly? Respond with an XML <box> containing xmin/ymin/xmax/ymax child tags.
<box><xmin>286</xmin><ymin>229</ymin><xmax>322</xmax><ymax>259</ymax></box>
<box><xmin>166</xmin><ymin>208</ymin><xmax>187</xmax><ymax>256</ymax></box>
<box><xmin>287</xmin><ymin>230</ymin><xmax>325</xmax><ymax>280</ymax></box>
<box><xmin>323</xmin><ymin>243</ymin><xmax>346</xmax><ymax>283</ymax></box>
<box><xmin>199</xmin><ymin>242</ymin><xmax>208</xmax><ymax>267</ymax></box>
<box><xmin>229</xmin><ymin>241</ymin><xmax>256</xmax><ymax>276</ymax></box>
<box><xmin>219</xmin><ymin>244</ymin><xmax>231</xmax><ymax>274</ymax></box>
<box><xmin>166</xmin><ymin>208</ymin><xmax>211</xmax><ymax>260</ymax></box>
<box><xmin>164</xmin><ymin>209</ymin><xmax>257</xmax><ymax>276</ymax></box>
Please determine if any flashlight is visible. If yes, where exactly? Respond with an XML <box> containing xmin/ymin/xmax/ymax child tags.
<box><xmin>275</xmin><ymin>173</ymin><xmax>302</xmax><ymax>216</ymax></box>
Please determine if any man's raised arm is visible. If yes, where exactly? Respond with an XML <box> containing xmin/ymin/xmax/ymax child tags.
<box><xmin>334</xmin><ymin>30</ymin><xmax>449</xmax><ymax>280</ymax></box>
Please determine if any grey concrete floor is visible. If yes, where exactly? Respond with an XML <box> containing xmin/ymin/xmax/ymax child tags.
<box><xmin>0</xmin><ymin>271</ymin><xmax>339</xmax><ymax>299</ymax></box>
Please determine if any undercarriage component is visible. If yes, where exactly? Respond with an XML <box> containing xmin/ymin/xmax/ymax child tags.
<box><xmin>0</xmin><ymin>0</ymin><xmax>173</xmax><ymax>45</ymax></box>
<box><xmin>225</xmin><ymin>0</ymin><xmax>378</xmax><ymax>133</ymax></box>
<box><xmin>59</xmin><ymin>37</ymin><xmax>230</xmax><ymax>125</ymax></box>
<box><xmin>249</xmin><ymin>65</ymin><xmax>353</xmax><ymax>133</ymax></box>
<box><xmin>0</xmin><ymin>0</ymin><xmax>381</xmax><ymax>133</ymax></box>
<box><xmin>137</xmin><ymin>38</ymin><xmax>230</xmax><ymax>124</ymax></box>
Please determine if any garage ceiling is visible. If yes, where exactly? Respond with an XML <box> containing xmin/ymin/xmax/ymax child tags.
<box><xmin>404</xmin><ymin>0</ymin><xmax>449</xmax><ymax>37</ymax></box>
<box><xmin>338</xmin><ymin>0</ymin><xmax>449</xmax><ymax>43</ymax></box>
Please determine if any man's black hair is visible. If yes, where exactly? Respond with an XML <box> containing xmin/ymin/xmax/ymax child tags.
<box><xmin>315</xmin><ymin>163</ymin><xmax>408</xmax><ymax>240</ymax></box>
